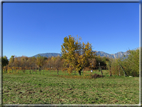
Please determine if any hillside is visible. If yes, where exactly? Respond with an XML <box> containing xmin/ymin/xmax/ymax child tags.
<box><xmin>93</xmin><ymin>51</ymin><xmax>129</xmax><ymax>58</ymax></box>
<box><xmin>33</xmin><ymin>53</ymin><xmax>61</xmax><ymax>58</ymax></box>
<box><xmin>33</xmin><ymin>50</ymin><xmax>129</xmax><ymax>58</ymax></box>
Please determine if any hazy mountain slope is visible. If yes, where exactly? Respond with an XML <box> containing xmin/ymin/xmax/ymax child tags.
<box><xmin>33</xmin><ymin>53</ymin><xmax>61</xmax><ymax>58</ymax></box>
<box><xmin>93</xmin><ymin>51</ymin><xmax>113</xmax><ymax>58</ymax></box>
<box><xmin>93</xmin><ymin>51</ymin><xmax>129</xmax><ymax>58</ymax></box>
<box><xmin>33</xmin><ymin>51</ymin><xmax>129</xmax><ymax>58</ymax></box>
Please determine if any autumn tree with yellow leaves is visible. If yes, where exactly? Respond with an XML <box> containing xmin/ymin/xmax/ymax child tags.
<box><xmin>61</xmin><ymin>35</ymin><xmax>95</xmax><ymax>75</ymax></box>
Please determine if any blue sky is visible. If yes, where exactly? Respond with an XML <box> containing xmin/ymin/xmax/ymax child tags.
<box><xmin>3</xmin><ymin>3</ymin><xmax>139</xmax><ymax>59</ymax></box>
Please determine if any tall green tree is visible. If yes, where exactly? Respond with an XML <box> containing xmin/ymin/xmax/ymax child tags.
<box><xmin>106</xmin><ymin>58</ymin><xmax>113</xmax><ymax>76</ymax></box>
<box><xmin>124</xmin><ymin>48</ymin><xmax>139</xmax><ymax>76</ymax></box>
<box><xmin>110</xmin><ymin>48</ymin><xmax>139</xmax><ymax>77</ymax></box>
<box><xmin>2</xmin><ymin>56</ymin><xmax>9</xmax><ymax>67</ymax></box>
<box><xmin>61</xmin><ymin>35</ymin><xmax>94</xmax><ymax>75</ymax></box>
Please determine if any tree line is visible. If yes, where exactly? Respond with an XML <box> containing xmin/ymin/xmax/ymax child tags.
<box><xmin>1</xmin><ymin>54</ymin><xmax>109</xmax><ymax>75</ymax></box>
<box><xmin>1</xmin><ymin>35</ymin><xmax>140</xmax><ymax>77</ymax></box>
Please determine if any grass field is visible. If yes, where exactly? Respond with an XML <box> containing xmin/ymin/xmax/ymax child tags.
<box><xmin>3</xmin><ymin>70</ymin><xmax>139</xmax><ymax>104</ymax></box>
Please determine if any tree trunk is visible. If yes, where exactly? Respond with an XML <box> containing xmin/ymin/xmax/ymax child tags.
<box><xmin>119</xmin><ymin>70</ymin><xmax>120</xmax><ymax>76</ymax></box>
<box><xmin>6</xmin><ymin>67</ymin><xmax>7</xmax><ymax>73</ymax></box>
<box><xmin>78</xmin><ymin>69</ymin><xmax>82</xmax><ymax>75</ymax></box>
<box><xmin>57</xmin><ymin>68</ymin><xmax>59</xmax><ymax>75</ymax></box>
<box><xmin>39</xmin><ymin>67</ymin><xmax>41</xmax><ymax>74</ymax></box>
<box><xmin>100</xmin><ymin>67</ymin><xmax>103</xmax><ymax>76</ymax></box>
<box><xmin>118</xmin><ymin>66</ymin><xmax>120</xmax><ymax>76</ymax></box>
<box><xmin>109</xmin><ymin>66</ymin><xmax>112</xmax><ymax>76</ymax></box>
<box><xmin>109</xmin><ymin>70</ymin><xmax>112</xmax><ymax>76</ymax></box>
<box><xmin>82</xmin><ymin>69</ymin><xmax>84</xmax><ymax>75</ymax></box>
<box><xmin>119</xmin><ymin>63</ymin><xmax>128</xmax><ymax>77</ymax></box>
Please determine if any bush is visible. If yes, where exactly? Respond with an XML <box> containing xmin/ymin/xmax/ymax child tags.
<box><xmin>110</xmin><ymin>48</ymin><xmax>139</xmax><ymax>77</ymax></box>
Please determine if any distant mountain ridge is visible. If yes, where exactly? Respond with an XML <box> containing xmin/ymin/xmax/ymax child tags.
<box><xmin>33</xmin><ymin>53</ymin><xmax>61</xmax><ymax>58</ymax></box>
<box><xmin>93</xmin><ymin>51</ymin><xmax>129</xmax><ymax>58</ymax></box>
<box><xmin>33</xmin><ymin>50</ymin><xmax>129</xmax><ymax>58</ymax></box>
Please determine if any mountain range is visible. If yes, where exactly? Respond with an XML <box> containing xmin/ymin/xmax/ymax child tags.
<box><xmin>33</xmin><ymin>50</ymin><xmax>129</xmax><ymax>59</ymax></box>
<box><xmin>93</xmin><ymin>50</ymin><xmax>129</xmax><ymax>58</ymax></box>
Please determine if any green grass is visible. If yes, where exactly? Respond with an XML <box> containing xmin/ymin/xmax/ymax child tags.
<box><xmin>3</xmin><ymin>70</ymin><xmax>139</xmax><ymax>104</ymax></box>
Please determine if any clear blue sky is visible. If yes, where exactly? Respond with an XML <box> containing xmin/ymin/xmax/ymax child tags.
<box><xmin>3</xmin><ymin>3</ymin><xmax>139</xmax><ymax>59</ymax></box>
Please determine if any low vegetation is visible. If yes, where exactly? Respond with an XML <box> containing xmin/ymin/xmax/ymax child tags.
<box><xmin>3</xmin><ymin>70</ymin><xmax>139</xmax><ymax>104</ymax></box>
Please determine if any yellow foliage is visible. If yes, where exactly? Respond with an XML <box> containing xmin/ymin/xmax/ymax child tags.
<box><xmin>61</xmin><ymin>35</ymin><xmax>94</xmax><ymax>75</ymax></box>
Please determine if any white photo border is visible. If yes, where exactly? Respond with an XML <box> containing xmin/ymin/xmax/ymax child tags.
<box><xmin>0</xmin><ymin>0</ymin><xmax>141</xmax><ymax>106</ymax></box>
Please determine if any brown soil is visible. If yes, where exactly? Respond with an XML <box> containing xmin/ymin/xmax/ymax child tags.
<box><xmin>91</xmin><ymin>73</ymin><xmax>104</xmax><ymax>79</ymax></box>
